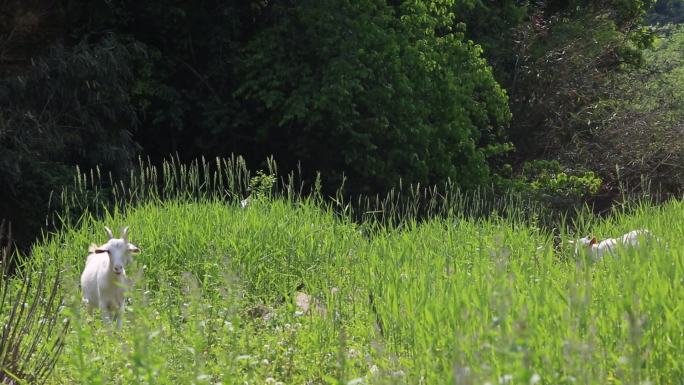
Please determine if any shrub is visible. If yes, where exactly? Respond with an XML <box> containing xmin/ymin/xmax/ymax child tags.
<box><xmin>495</xmin><ymin>160</ymin><xmax>602</xmax><ymax>210</ymax></box>
<box><xmin>235</xmin><ymin>0</ymin><xmax>511</xmax><ymax>194</ymax></box>
<box><xmin>0</xmin><ymin>222</ymin><xmax>69</xmax><ymax>384</ymax></box>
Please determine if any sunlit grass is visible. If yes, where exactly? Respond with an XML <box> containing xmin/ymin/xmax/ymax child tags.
<box><xmin>14</xmin><ymin>157</ymin><xmax>683</xmax><ymax>384</ymax></box>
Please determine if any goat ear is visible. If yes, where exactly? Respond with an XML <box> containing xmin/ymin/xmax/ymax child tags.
<box><xmin>121</xmin><ymin>226</ymin><xmax>130</xmax><ymax>241</ymax></box>
<box><xmin>128</xmin><ymin>243</ymin><xmax>140</xmax><ymax>253</ymax></box>
<box><xmin>104</xmin><ymin>226</ymin><xmax>114</xmax><ymax>239</ymax></box>
<box><xmin>590</xmin><ymin>237</ymin><xmax>598</xmax><ymax>245</ymax></box>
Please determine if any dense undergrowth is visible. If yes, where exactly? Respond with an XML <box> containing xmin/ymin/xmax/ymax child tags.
<box><xmin>5</xmin><ymin>158</ymin><xmax>684</xmax><ymax>384</ymax></box>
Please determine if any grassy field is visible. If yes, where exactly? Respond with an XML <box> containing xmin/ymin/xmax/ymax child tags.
<box><xmin>9</xmin><ymin>159</ymin><xmax>684</xmax><ymax>384</ymax></box>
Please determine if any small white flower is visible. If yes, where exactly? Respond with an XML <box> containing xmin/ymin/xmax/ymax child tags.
<box><xmin>530</xmin><ymin>373</ymin><xmax>541</xmax><ymax>385</ymax></box>
<box><xmin>499</xmin><ymin>374</ymin><xmax>513</xmax><ymax>384</ymax></box>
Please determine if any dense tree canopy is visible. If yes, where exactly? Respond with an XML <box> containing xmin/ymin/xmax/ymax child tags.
<box><xmin>0</xmin><ymin>37</ymin><xmax>140</xmax><ymax>244</ymax></box>
<box><xmin>59</xmin><ymin>0</ymin><xmax>512</xmax><ymax>193</ymax></box>
<box><xmin>235</xmin><ymin>1</ymin><xmax>511</xmax><ymax>192</ymax></box>
<box><xmin>649</xmin><ymin>0</ymin><xmax>684</xmax><ymax>23</ymax></box>
<box><xmin>0</xmin><ymin>0</ymin><xmax>679</xmax><ymax>246</ymax></box>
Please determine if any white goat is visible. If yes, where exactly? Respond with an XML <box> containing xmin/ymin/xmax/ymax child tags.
<box><xmin>81</xmin><ymin>226</ymin><xmax>140</xmax><ymax>327</ymax></box>
<box><xmin>571</xmin><ymin>229</ymin><xmax>652</xmax><ymax>260</ymax></box>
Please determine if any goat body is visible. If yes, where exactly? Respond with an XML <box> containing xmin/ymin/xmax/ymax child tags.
<box><xmin>80</xmin><ymin>226</ymin><xmax>139</xmax><ymax>327</ymax></box>
<box><xmin>575</xmin><ymin>229</ymin><xmax>652</xmax><ymax>260</ymax></box>
<box><xmin>81</xmin><ymin>247</ymin><xmax>127</xmax><ymax>323</ymax></box>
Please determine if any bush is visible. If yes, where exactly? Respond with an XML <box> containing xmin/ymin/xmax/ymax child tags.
<box><xmin>236</xmin><ymin>0</ymin><xmax>511</xmax><ymax>194</ymax></box>
<box><xmin>0</xmin><ymin>222</ymin><xmax>69</xmax><ymax>384</ymax></box>
<box><xmin>495</xmin><ymin>160</ymin><xmax>602</xmax><ymax>210</ymax></box>
<box><xmin>488</xmin><ymin>2</ymin><xmax>684</xmax><ymax>203</ymax></box>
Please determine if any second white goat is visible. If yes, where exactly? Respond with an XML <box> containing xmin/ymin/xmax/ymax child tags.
<box><xmin>572</xmin><ymin>229</ymin><xmax>652</xmax><ymax>260</ymax></box>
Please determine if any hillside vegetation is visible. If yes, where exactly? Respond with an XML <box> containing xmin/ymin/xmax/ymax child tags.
<box><xmin>5</xmin><ymin>1</ymin><xmax>684</xmax><ymax>247</ymax></box>
<box><xmin>14</xmin><ymin>162</ymin><xmax>680</xmax><ymax>384</ymax></box>
<box><xmin>1</xmin><ymin>1</ymin><xmax>683</xmax><ymax>381</ymax></box>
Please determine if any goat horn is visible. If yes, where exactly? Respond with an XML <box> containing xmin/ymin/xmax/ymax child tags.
<box><xmin>104</xmin><ymin>226</ymin><xmax>114</xmax><ymax>239</ymax></box>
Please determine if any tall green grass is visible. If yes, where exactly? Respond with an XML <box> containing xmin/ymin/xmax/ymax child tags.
<box><xmin>15</xmin><ymin>157</ymin><xmax>684</xmax><ymax>384</ymax></box>
<box><xmin>0</xmin><ymin>222</ymin><xmax>69</xmax><ymax>384</ymax></box>
<box><xmin>56</xmin><ymin>155</ymin><xmax>551</xmax><ymax>230</ymax></box>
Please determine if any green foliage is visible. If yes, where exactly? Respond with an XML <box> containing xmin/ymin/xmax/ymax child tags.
<box><xmin>1</xmin><ymin>0</ymin><xmax>671</xmax><ymax>249</ymax></box>
<box><xmin>559</xmin><ymin>24</ymin><xmax>684</xmax><ymax>196</ymax></box>
<box><xmin>488</xmin><ymin>0</ymin><xmax>659</xmax><ymax>203</ymax></box>
<box><xmin>648</xmin><ymin>0</ymin><xmax>684</xmax><ymax>24</ymax></box>
<box><xmin>0</xmin><ymin>37</ymin><xmax>140</xmax><ymax>247</ymax></box>
<box><xmin>450</xmin><ymin>0</ymin><xmax>529</xmax><ymax>84</ymax></box>
<box><xmin>57</xmin><ymin>0</ymin><xmax>512</xmax><ymax>193</ymax></box>
<box><xmin>612</xmin><ymin>0</ymin><xmax>657</xmax><ymax>22</ymax></box>
<box><xmin>451</xmin><ymin>0</ymin><xmax>655</xmax><ymax>158</ymax></box>
<box><xmin>496</xmin><ymin>160</ymin><xmax>602</xmax><ymax>210</ymax></box>
<box><xmin>247</xmin><ymin>170</ymin><xmax>277</xmax><ymax>201</ymax></box>
<box><xmin>236</xmin><ymin>0</ymin><xmax>510</xmax><ymax>193</ymax></box>
<box><xmin>57</xmin><ymin>0</ymin><xmax>257</xmax><ymax>158</ymax></box>
<box><xmin>452</xmin><ymin>0</ymin><xmax>656</xmax><ymax>88</ymax></box>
